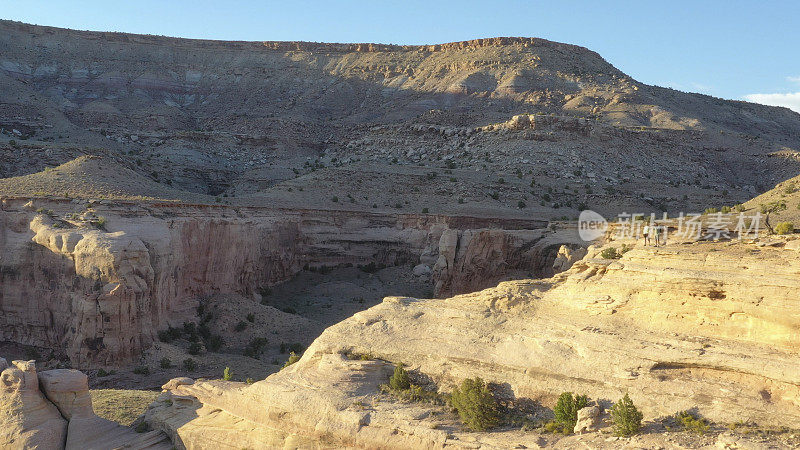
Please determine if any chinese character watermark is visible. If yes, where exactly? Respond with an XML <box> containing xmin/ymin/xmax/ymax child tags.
<box><xmin>577</xmin><ymin>210</ymin><xmax>763</xmax><ymax>242</ymax></box>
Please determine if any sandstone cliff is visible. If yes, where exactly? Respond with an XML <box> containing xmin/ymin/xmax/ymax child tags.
<box><xmin>142</xmin><ymin>238</ymin><xmax>800</xmax><ymax>448</ymax></box>
<box><xmin>0</xmin><ymin>197</ymin><xmax>578</xmax><ymax>366</ymax></box>
<box><xmin>0</xmin><ymin>357</ymin><xmax>171</xmax><ymax>449</ymax></box>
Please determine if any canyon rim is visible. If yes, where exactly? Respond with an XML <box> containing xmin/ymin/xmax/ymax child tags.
<box><xmin>1</xmin><ymin>6</ymin><xmax>800</xmax><ymax>450</ymax></box>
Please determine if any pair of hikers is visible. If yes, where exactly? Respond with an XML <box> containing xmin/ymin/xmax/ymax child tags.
<box><xmin>642</xmin><ymin>224</ymin><xmax>664</xmax><ymax>246</ymax></box>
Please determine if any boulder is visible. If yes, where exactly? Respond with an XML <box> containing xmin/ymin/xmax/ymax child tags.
<box><xmin>0</xmin><ymin>360</ymin><xmax>67</xmax><ymax>450</ymax></box>
<box><xmin>412</xmin><ymin>263</ymin><xmax>432</xmax><ymax>277</ymax></box>
<box><xmin>38</xmin><ymin>369</ymin><xmax>93</xmax><ymax>420</ymax></box>
<box><xmin>1</xmin><ymin>358</ymin><xmax>172</xmax><ymax>450</ymax></box>
<box><xmin>573</xmin><ymin>405</ymin><xmax>601</xmax><ymax>434</ymax></box>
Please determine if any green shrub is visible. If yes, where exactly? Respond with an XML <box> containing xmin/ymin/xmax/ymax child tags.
<box><xmin>282</xmin><ymin>351</ymin><xmax>301</xmax><ymax>369</ymax></box>
<box><xmin>246</xmin><ymin>378</ymin><xmax>254</xmax><ymax>384</ymax></box>
<box><xmin>234</xmin><ymin>320</ymin><xmax>247</xmax><ymax>332</ymax></box>
<box><xmin>517</xmin><ymin>200</ymin><xmax>526</xmax><ymax>209</ymax></box>
<box><xmin>132</xmin><ymin>366</ymin><xmax>150</xmax><ymax>376</ymax></box>
<box><xmin>760</xmin><ymin>200</ymin><xmax>787</xmax><ymax>214</ymax></box>
<box><xmin>9</xmin><ymin>139</ymin><xmax>16</xmax><ymax>147</ymax></box>
<box><xmin>223</xmin><ymin>366</ymin><xmax>233</xmax><ymax>381</ymax></box>
<box><xmin>205</xmin><ymin>334</ymin><xmax>224</xmax><ymax>352</ymax></box>
<box><xmin>422</xmin><ymin>207</ymin><xmax>429</xmax><ymax>214</ymax></box>
<box><xmin>246</xmin><ymin>313</ymin><xmax>255</xmax><ymax>323</ymax></box>
<box><xmin>243</xmin><ymin>337</ymin><xmax>268</xmax><ymax>358</ymax></box>
<box><xmin>381</xmin><ymin>383</ymin><xmax>447</xmax><ymax>405</ymax></box>
<box><xmin>280</xmin><ymin>342</ymin><xmax>304</xmax><ymax>354</ymax></box>
<box><xmin>389</xmin><ymin>364</ymin><xmax>411</xmax><ymax>391</ymax></box>
<box><xmin>775</xmin><ymin>222</ymin><xmax>794</xmax><ymax>235</ymax></box>
<box><xmin>183</xmin><ymin>358</ymin><xmax>197</xmax><ymax>372</ymax></box>
<box><xmin>332</xmin><ymin>196</ymin><xmax>338</xmax><ymax>202</ymax></box>
<box><xmin>92</xmin><ymin>216</ymin><xmax>107</xmax><ymax>230</ymax></box>
<box><xmin>187</xmin><ymin>342</ymin><xmax>202</xmax><ymax>355</ymax></box>
<box><xmin>720</xmin><ymin>206</ymin><xmax>732</xmax><ymax>213</ymax></box>
<box><xmin>97</xmin><ymin>368</ymin><xmax>109</xmax><ymax>377</ymax></box>
<box><xmin>611</xmin><ymin>393</ymin><xmax>643</xmax><ymax>437</ymax></box>
<box><xmin>676</xmin><ymin>410</ymin><xmax>710</xmax><ymax>434</ymax></box>
<box><xmin>543</xmin><ymin>420</ymin><xmax>569</xmax><ymax>434</ymax></box>
<box><xmin>553</xmin><ymin>392</ymin><xmax>590</xmax><ymax>433</ymax></box>
<box><xmin>197</xmin><ymin>323</ymin><xmax>211</xmax><ymax>339</ymax></box>
<box><xmin>158</xmin><ymin>326</ymin><xmax>182</xmax><ymax>343</ymax></box>
<box><xmin>600</xmin><ymin>247</ymin><xmax>621</xmax><ymax>259</ymax></box>
<box><xmin>450</xmin><ymin>377</ymin><xmax>500</xmax><ymax>431</ymax></box>
<box><xmin>703</xmin><ymin>207</ymin><xmax>718</xmax><ymax>215</ymax></box>
<box><xmin>159</xmin><ymin>357</ymin><xmax>172</xmax><ymax>369</ymax></box>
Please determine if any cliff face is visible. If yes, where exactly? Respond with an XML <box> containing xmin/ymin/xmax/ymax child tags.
<box><xmin>0</xmin><ymin>198</ymin><xmax>574</xmax><ymax>366</ymax></box>
<box><xmin>143</xmin><ymin>238</ymin><xmax>800</xmax><ymax>448</ymax></box>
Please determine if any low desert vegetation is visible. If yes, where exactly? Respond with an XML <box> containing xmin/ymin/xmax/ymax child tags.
<box><xmin>91</xmin><ymin>216</ymin><xmax>107</xmax><ymax>230</ymax></box>
<box><xmin>242</xmin><ymin>337</ymin><xmax>268</xmax><ymax>359</ymax></box>
<box><xmin>183</xmin><ymin>358</ymin><xmax>197</xmax><ymax>372</ymax></box>
<box><xmin>223</xmin><ymin>366</ymin><xmax>233</xmax><ymax>381</ymax></box>
<box><xmin>611</xmin><ymin>393</ymin><xmax>643</xmax><ymax>437</ymax></box>
<box><xmin>280</xmin><ymin>342</ymin><xmax>304</xmax><ymax>354</ymax></box>
<box><xmin>389</xmin><ymin>363</ymin><xmax>410</xmax><ymax>390</ymax></box>
<box><xmin>450</xmin><ymin>377</ymin><xmax>500</xmax><ymax>431</ymax></box>
<box><xmin>675</xmin><ymin>410</ymin><xmax>711</xmax><ymax>434</ymax></box>
<box><xmin>96</xmin><ymin>368</ymin><xmax>115</xmax><ymax>377</ymax></box>
<box><xmin>543</xmin><ymin>392</ymin><xmax>590</xmax><ymax>434</ymax></box>
<box><xmin>282</xmin><ymin>351</ymin><xmax>301</xmax><ymax>369</ymax></box>
<box><xmin>600</xmin><ymin>247</ymin><xmax>622</xmax><ymax>259</ymax></box>
<box><xmin>380</xmin><ymin>363</ymin><xmax>447</xmax><ymax>405</ymax></box>
<box><xmin>187</xmin><ymin>342</ymin><xmax>202</xmax><ymax>355</ymax></box>
<box><xmin>91</xmin><ymin>389</ymin><xmax>159</xmax><ymax>426</ymax></box>
<box><xmin>775</xmin><ymin>222</ymin><xmax>794</xmax><ymax>235</ymax></box>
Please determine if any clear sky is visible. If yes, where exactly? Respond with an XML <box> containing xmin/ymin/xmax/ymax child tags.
<box><xmin>2</xmin><ymin>0</ymin><xmax>799</xmax><ymax>112</ymax></box>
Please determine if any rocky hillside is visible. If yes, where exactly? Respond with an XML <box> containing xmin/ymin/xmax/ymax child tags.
<box><xmin>2</xmin><ymin>20</ymin><xmax>800</xmax><ymax>217</ymax></box>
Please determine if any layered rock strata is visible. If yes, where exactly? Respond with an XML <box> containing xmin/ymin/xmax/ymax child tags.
<box><xmin>144</xmin><ymin>239</ymin><xmax>800</xmax><ymax>448</ymax></box>
<box><xmin>0</xmin><ymin>197</ymin><xmax>577</xmax><ymax>366</ymax></box>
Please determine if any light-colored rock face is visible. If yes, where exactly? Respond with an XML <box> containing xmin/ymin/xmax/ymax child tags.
<box><xmin>573</xmin><ymin>405</ymin><xmax>600</xmax><ymax>434</ymax></box>
<box><xmin>0</xmin><ymin>358</ymin><xmax>171</xmax><ymax>449</ymax></box>
<box><xmin>0</xmin><ymin>198</ymin><xmax>577</xmax><ymax>366</ymax></box>
<box><xmin>144</xmin><ymin>238</ymin><xmax>800</xmax><ymax>448</ymax></box>
<box><xmin>0</xmin><ymin>360</ymin><xmax>66</xmax><ymax>450</ymax></box>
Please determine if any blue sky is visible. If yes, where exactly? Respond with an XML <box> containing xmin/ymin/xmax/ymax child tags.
<box><xmin>2</xmin><ymin>0</ymin><xmax>799</xmax><ymax>111</ymax></box>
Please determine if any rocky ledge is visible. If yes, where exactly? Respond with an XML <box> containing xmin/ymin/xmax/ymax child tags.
<box><xmin>141</xmin><ymin>238</ymin><xmax>800</xmax><ymax>448</ymax></box>
<box><xmin>0</xmin><ymin>357</ymin><xmax>170</xmax><ymax>449</ymax></box>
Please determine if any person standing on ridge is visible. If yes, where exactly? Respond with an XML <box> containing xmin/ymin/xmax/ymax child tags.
<box><xmin>653</xmin><ymin>224</ymin><xmax>661</xmax><ymax>247</ymax></box>
<box><xmin>642</xmin><ymin>223</ymin><xmax>650</xmax><ymax>246</ymax></box>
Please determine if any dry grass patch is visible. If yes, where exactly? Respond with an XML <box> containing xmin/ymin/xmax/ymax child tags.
<box><xmin>90</xmin><ymin>389</ymin><xmax>159</xmax><ymax>426</ymax></box>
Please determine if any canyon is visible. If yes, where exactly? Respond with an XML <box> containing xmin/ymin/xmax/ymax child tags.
<box><xmin>0</xmin><ymin>18</ymin><xmax>800</xmax><ymax>450</ymax></box>
<box><xmin>0</xmin><ymin>196</ymin><xmax>580</xmax><ymax>367</ymax></box>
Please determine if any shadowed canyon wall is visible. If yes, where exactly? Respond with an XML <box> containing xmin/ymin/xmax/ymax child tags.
<box><xmin>0</xmin><ymin>197</ymin><xmax>579</xmax><ymax>367</ymax></box>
